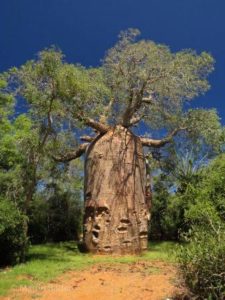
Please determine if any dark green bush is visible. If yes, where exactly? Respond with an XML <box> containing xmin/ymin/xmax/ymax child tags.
<box><xmin>0</xmin><ymin>198</ymin><xmax>28</xmax><ymax>266</ymax></box>
<box><xmin>177</xmin><ymin>226</ymin><xmax>225</xmax><ymax>299</ymax></box>
<box><xmin>176</xmin><ymin>155</ymin><xmax>225</xmax><ymax>299</ymax></box>
<box><xmin>28</xmin><ymin>197</ymin><xmax>49</xmax><ymax>244</ymax></box>
<box><xmin>149</xmin><ymin>174</ymin><xmax>192</xmax><ymax>241</ymax></box>
<box><xmin>28</xmin><ymin>191</ymin><xmax>83</xmax><ymax>244</ymax></box>
<box><xmin>47</xmin><ymin>191</ymin><xmax>83</xmax><ymax>242</ymax></box>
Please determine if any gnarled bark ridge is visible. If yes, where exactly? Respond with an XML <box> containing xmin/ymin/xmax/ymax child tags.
<box><xmin>83</xmin><ymin>125</ymin><xmax>151</xmax><ymax>254</ymax></box>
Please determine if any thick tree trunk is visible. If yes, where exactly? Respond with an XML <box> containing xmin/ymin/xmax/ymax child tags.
<box><xmin>83</xmin><ymin>125</ymin><xmax>150</xmax><ymax>254</ymax></box>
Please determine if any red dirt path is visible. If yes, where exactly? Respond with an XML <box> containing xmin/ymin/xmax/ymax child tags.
<box><xmin>2</xmin><ymin>261</ymin><xmax>185</xmax><ymax>300</ymax></box>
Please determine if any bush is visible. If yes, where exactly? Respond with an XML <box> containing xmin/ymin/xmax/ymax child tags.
<box><xmin>28</xmin><ymin>197</ymin><xmax>49</xmax><ymax>244</ymax></box>
<box><xmin>28</xmin><ymin>191</ymin><xmax>83</xmax><ymax>244</ymax></box>
<box><xmin>149</xmin><ymin>175</ymin><xmax>191</xmax><ymax>241</ymax></box>
<box><xmin>176</xmin><ymin>154</ymin><xmax>225</xmax><ymax>299</ymax></box>
<box><xmin>150</xmin><ymin>192</ymin><xmax>185</xmax><ymax>241</ymax></box>
<box><xmin>0</xmin><ymin>198</ymin><xmax>28</xmax><ymax>266</ymax></box>
<box><xmin>47</xmin><ymin>191</ymin><xmax>83</xmax><ymax>242</ymax></box>
<box><xmin>177</xmin><ymin>225</ymin><xmax>225</xmax><ymax>299</ymax></box>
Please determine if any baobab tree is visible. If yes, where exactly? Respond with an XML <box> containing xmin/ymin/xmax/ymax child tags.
<box><xmin>8</xmin><ymin>29</ymin><xmax>223</xmax><ymax>254</ymax></box>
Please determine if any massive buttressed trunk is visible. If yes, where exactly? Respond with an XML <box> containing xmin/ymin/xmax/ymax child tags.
<box><xmin>83</xmin><ymin>125</ymin><xmax>151</xmax><ymax>254</ymax></box>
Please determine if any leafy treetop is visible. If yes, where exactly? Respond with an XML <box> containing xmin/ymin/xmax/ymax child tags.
<box><xmin>4</xmin><ymin>29</ymin><xmax>224</xmax><ymax>161</ymax></box>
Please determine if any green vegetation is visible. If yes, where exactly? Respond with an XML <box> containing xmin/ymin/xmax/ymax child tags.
<box><xmin>176</xmin><ymin>154</ymin><xmax>225</xmax><ymax>299</ymax></box>
<box><xmin>0</xmin><ymin>198</ymin><xmax>28</xmax><ymax>266</ymax></box>
<box><xmin>0</xmin><ymin>241</ymin><xmax>176</xmax><ymax>296</ymax></box>
<box><xmin>178</xmin><ymin>227</ymin><xmax>225</xmax><ymax>299</ymax></box>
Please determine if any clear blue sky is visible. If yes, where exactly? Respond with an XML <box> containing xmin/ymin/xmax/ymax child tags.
<box><xmin>1</xmin><ymin>0</ymin><xmax>224</xmax><ymax>123</ymax></box>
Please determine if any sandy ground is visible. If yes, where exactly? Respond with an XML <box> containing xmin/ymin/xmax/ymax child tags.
<box><xmin>2</xmin><ymin>261</ymin><xmax>185</xmax><ymax>300</ymax></box>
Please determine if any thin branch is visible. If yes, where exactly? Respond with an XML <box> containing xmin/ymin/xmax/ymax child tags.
<box><xmin>142</xmin><ymin>95</ymin><xmax>154</xmax><ymax>104</ymax></box>
<box><xmin>99</xmin><ymin>97</ymin><xmax>115</xmax><ymax>124</ymax></box>
<box><xmin>80</xmin><ymin>135</ymin><xmax>95</xmax><ymax>142</ymax></box>
<box><xmin>52</xmin><ymin>143</ymin><xmax>89</xmax><ymax>162</ymax></box>
<box><xmin>140</xmin><ymin>127</ymin><xmax>187</xmax><ymax>148</ymax></box>
<box><xmin>129</xmin><ymin>114</ymin><xmax>145</xmax><ymax>126</ymax></box>
<box><xmin>38</xmin><ymin>97</ymin><xmax>54</xmax><ymax>151</ymax></box>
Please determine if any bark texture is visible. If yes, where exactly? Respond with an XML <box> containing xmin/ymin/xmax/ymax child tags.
<box><xmin>83</xmin><ymin>125</ymin><xmax>150</xmax><ymax>254</ymax></box>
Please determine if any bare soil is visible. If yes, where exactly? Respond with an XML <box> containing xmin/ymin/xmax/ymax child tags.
<box><xmin>2</xmin><ymin>260</ymin><xmax>185</xmax><ymax>300</ymax></box>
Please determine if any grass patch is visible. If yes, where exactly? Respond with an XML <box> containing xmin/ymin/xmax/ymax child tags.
<box><xmin>0</xmin><ymin>240</ymin><xmax>178</xmax><ymax>296</ymax></box>
<box><xmin>144</xmin><ymin>241</ymin><xmax>178</xmax><ymax>262</ymax></box>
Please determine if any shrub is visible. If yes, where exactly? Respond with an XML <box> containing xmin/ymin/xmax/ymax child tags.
<box><xmin>28</xmin><ymin>197</ymin><xmax>49</xmax><ymax>244</ymax></box>
<box><xmin>28</xmin><ymin>191</ymin><xmax>83</xmax><ymax>244</ymax></box>
<box><xmin>176</xmin><ymin>154</ymin><xmax>225</xmax><ymax>299</ymax></box>
<box><xmin>47</xmin><ymin>191</ymin><xmax>83</xmax><ymax>242</ymax></box>
<box><xmin>177</xmin><ymin>225</ymin><xmax>225</xmax><ymax>299</ymax></box>
<box><xmin>0</xmin><ymin>198</ymin><xmax>28</xmax><ymax>266</ymax></box>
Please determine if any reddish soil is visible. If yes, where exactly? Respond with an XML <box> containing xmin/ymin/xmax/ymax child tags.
<box><xmin>2</xmin><ymin>261</ymin><xmax>185</xmax><ymax>300</ymax></box>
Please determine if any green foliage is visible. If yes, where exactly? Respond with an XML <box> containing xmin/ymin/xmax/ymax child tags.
<box><xmin>0</xmin><ymin>198</ymin><xmax>28</xmax><ymax>266</ymax></box>
<box><xmin>0</xmin><ymin>77</ymin><xmax>14</xmax><ymax>119</ymax></box>
<box><xmin>150</xmin><ymin>149</ymin><xmax>204</xmax><ymax>240</ymax></box>
<box><xmin>183</xmin><ymin>109</ymin><xmax>224</xmax><ymax>153</ymax></box>
<box><xmin>28</xmin><ymin>190</ymin><xmax>83</xmax><ymax>244</ymax></box>
<box><xmin>7</xmin><ymin>30</ymin><xmax>223</xmax><ymax>146</ymax></box>
<box><xmin>0</xmin><ymin>71</ymin><xmax>84</xmax><ymax>265</ymax></box>
<box><xmin>176</xmin><ymin>154</ymin><xmax>225</xmax><ymax>299</ymax></box>
<box><xmin>150</xmin><ymin>150</ymin><xmax>225</xmax><ymax>242</ymax></box>
<box><xmin>178</xmin><ymin>226</ymin><xmax>225</xmax><ymax>299</ymax></box>
<box><xmin>47</xmin><ymin>190</ymin><xmax>83</xmax><ymax>242</ymax></box>
<box><xmin>149</xmin><ymin>174</ymin><xmax>177</xmax><ymax>240</ymax></box>
<box><xmin>28</xmin><ymin>160</ymin><xmax>83</xmax><ymax>244</ymax></box>
<box><xmin>103</xmin><ymin>29</ymin><xmax>215</xmax><ymax>128</ymax></box>
<box><xmin>150</xmin><ymin>152</ymin><xmax>225</xmax><ymax>298</ymax></box>
<box><xmin>10</xmin><ymin>48</ymin><xmax>111</xmax><ymax>126</ymax></box>
<box><xmin>150</xmin><ymin>182</ymin><xmax>192</xmax><ymax>241</ymax></box>
<box><xmin>27</xmin><ymin>197</ymin><xmax>49</xmax><ymax>244</ymax></box>
<box><xmin>0</xmin><ymin>80</ymin><xmax>32</xmax><ymax>208</ymax></box>
<box><xmin>183</xmin><ymin>153</ymin><xmax>225</xmax><ymax>228</ymax></box>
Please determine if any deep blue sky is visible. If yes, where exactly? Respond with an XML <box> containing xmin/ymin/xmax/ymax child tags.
<box><xmin>1</xmin><ymin>0</ymin><xmax>224</xmax><ymax>123</ymax></box>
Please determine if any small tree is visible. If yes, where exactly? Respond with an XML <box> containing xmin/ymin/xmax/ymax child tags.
<box><xmin>6</xmin><ymin>29</ymin><xmax>224</xmax><ymax>254</ymax></box>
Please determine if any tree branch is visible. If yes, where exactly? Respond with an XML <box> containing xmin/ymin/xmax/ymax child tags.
<box><xmin>85</xmin><ymin>117</ymin><xmax>111</xmax><ymax>133</ymax></box>
<box><xmin>129</xmin><ymin>114</ymin><xmax>145</xmax><ymax>126</ymax></box>
<box><xmin>38</xmin><ymin>97</ymin><xmax>54</xmax><ymax>151</ymax></box>
<box><xmin>75</xmin><ymin>111</ymin><xmax>111</xmax><ymax>134</ymax></box>
<box><xmin>140</xmin><ymin>128</ymin><xmax>187</xmax><ymax>148</ymax></box>
<box><xmin>121</xmin><ymin>79</ymin><xmax>152</xmax><ymax>127</ymax></box>
<box><xmin>52</xmin><ymin>143</ymin><xmax>89</xmax><ymax>162</ymax></box>
<box><xmin>99</xmin><ymin>97</ymin><xmax>115</xmax><ymax>124</ymax></box>
<box><xmin>142</xmin><ymin>95</ymin><xmax>154</xmax><ymax>104</ymax></box>
<box><xmin>121</xmin><ymin>73</ymin><xmax>167</xmax><ymax>127</ymax></box>
<box><xmin>80</xmin><ymin>135</ymin><xmax>95</xmax><ymax>142</ymax></box>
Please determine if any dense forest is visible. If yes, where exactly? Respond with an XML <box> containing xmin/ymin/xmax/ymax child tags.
<box><xmin>0</xmin><ymin>30</ymin><xmax>225</xmax><ymax>298</ymax></box>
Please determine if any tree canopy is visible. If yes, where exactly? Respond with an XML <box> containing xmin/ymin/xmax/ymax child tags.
<box><xmin>3</xmin><ymin>29</ymin><xmax>223</xmax><ymax>163</ymax></box>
